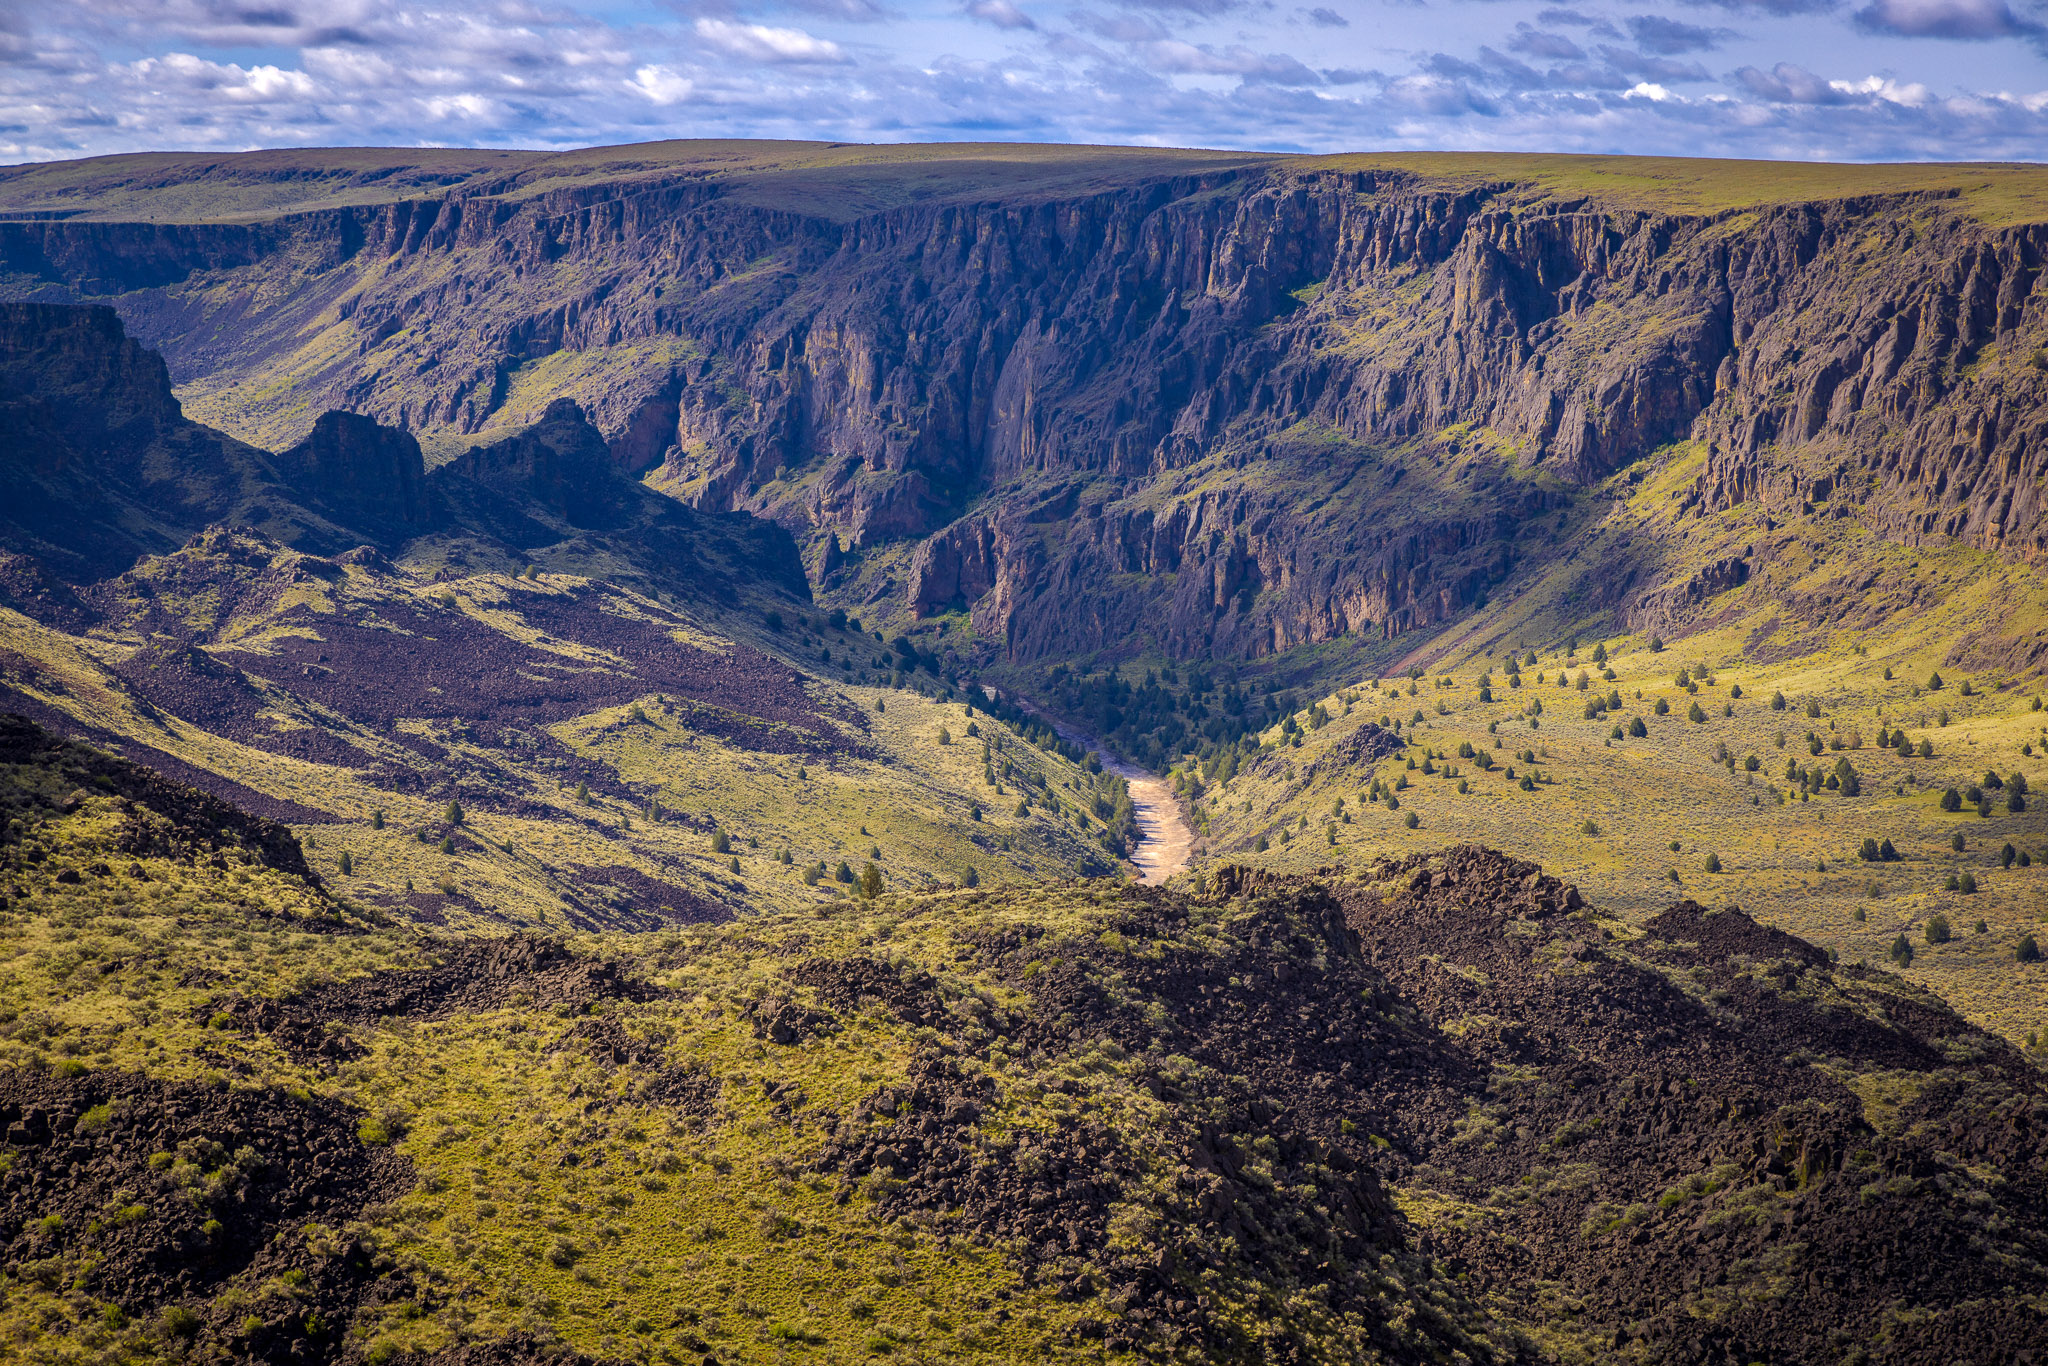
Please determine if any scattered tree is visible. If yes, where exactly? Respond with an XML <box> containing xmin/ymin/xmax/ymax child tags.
<box><xmin>1890</xmin><ymin>935</ymin><xmax>1914</xmax><ymax>967</ymax></box>
<box><xmin>1924</xmin><ymin>914</ymin><xmax>1951</xmax><ymax>945</ymax></box>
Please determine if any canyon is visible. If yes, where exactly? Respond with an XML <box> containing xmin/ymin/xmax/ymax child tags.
<box><xmin>3</xmin><ymin>145</ymin><xmax>2044</xmax><ymax>680</ymax></box>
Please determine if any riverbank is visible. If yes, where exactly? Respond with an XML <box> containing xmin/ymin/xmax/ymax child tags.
<box><xmin>992</xmin><ymin>691</ymin><xmax>1195</xmax><ymax>884</ymax></box>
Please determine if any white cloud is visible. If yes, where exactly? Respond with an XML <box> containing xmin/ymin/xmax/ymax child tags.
<box><xmin>693</xmin><ymin>18</ymin><xmax>846</xmax><ymax>64</ymax></box>
<box><xmin>1829</xmin><ymin>74</ymin><xmax>1934</xmax><ymax>103</ymax></box>
<box><xmin>2</xmin><ymin>0</ymin><xmax>2046</xmax><ymax>167</ymax></box>
<box><xmin>629</xmin><ymin>64</ymin><xmax>694</xmax><ymax>105</ymax></box>
<box><xmin>965</xmin><ymin>0</ymin><xmax>1037</xmax><ymax>29</ymax></box>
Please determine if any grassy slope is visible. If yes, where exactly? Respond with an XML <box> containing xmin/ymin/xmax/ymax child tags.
<box><xmin>6</xmin><ymin>142</ymin><xmax>2048</xmax><ymax>225</ymax></box>
<box><xmin>0</xmin><ymin>549</ymin><xmax>1122</xmax><ymax>931</ymax></box>
<box><xmin>6</xmin><ymin>722</ymin><xmax>2043</xmax><ymax>1365</ymax></box>
<box><xmin>1178</xmin><ymin>441</ymin><xmax>2048</xmax><ymax>1045</ymax></box>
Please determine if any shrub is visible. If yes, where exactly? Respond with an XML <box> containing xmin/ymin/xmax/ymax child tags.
<box><xmin>1833</xmin><ymin>758</ymin><xmax>1861</xmax><ymax>796</ymax></box>
<box><xmin>1404</xmin><ymin>811</ymin><xmax>1420</xmax><ymax>829</ymax></box>
<box><xmin>1958</xmin><ymin>872</ymin><xmax>1977</xmax><ymax>894</ymax></box>
<box><xmin>1703</xmin><ymin>852</ymin><xmax>1722</xmax><ymax>873</ymax></box>
<box><xmin>937</xmin><ymin>726</ymin><xmax>952</xmax><ymax>745</ymax></box>
<box><xmin>1924</xmin><ymin>915</ymin><xmax>1951</xmax><ymax>945</ymax></box>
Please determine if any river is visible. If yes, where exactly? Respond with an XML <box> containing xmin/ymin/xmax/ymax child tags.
<box><xmin>994</xmin><ymin>692</ymin><xmax>1195</xmax><ymax>884</ymax></box>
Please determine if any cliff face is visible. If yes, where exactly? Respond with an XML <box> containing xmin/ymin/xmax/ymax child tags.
<box><xmin>0</xmin><ymin>304</ymin><xmax>810</xmax><ymax>615</ymax></box>
<box><xmin>0</xmin><ymin>301</ymin><xmax>319</xmax><ymax>580</ymax></box>
<box><xmin>5</xmin><ymin>156</ymin><xmax>2044</xmax><ymax>662</ymax></box>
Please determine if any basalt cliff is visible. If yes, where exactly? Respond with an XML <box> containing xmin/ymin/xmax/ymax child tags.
<box><xmin>3</xmin><ymin>145</ymin><xmax>2044</xmax><ymax>672</ymax></box>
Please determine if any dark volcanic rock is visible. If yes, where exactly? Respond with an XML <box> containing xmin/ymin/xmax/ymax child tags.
<box><xmin>212</xmin><ymin>935</ymin><xmax>657</xmax><ymax>1062</ymax></box>
<box><xmin>274</xmin><ymin>409</ymin><xmax>432</xmax><ymax>542</ymax></box>
<box><xmin>0</xmin><ymin>710</ymin><xmax>319</xmax><ymax>875</ymax></box>
<box><xmin>12</xmin><ymin>165</ymin><xmax>2042</xmax><ymax>657</ymax></box>
<box><xmin>0</xmin><ymin>1068</ymin><xmax>411</xmax><ymax>1320</ymax></box>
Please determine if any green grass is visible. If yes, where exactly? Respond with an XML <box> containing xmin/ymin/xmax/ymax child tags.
<box><xmin>0</xmin><ymin>548</ymin><xmax>1127</xmax><ymax>933</ymax></box>
<box><xmin>1187</xmin><ymin>607</ymin><xmax>2048</xmax><ymax>1044</ymax></box>
<box><xmin>9</xmin><ymin>143</ymin><xmax>2048</xmax><ymax>226</ymax></box>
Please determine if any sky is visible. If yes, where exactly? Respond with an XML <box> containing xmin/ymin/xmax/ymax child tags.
<box><xmin>3</xmin><ymin>0</ymin><xmax>2045</xmax><ymax>165</ymax></box>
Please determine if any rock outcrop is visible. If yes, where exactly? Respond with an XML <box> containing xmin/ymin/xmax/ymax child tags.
<box><xmin>273</xmin><ymin>409</ymin><xmax>430</xmax><ymax>541</ymax></box>
<box><xmin>6</xmin><ymin>151</ymin><xmax>2045</xmax><ymax>660</ymax></box>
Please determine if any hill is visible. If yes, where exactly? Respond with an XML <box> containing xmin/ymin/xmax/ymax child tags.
<box><xmin>2</xmin><ymin>714</ymin><xmax>2042</xmax><ymax>1365</ymax></box>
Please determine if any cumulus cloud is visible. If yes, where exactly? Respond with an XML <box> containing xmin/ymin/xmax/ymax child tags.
<box><xmin>1733</xmin><ymin>60</ymin><xmax>1849</xmax><ymax>100</ymax></box>
<box><xmin>1508</xmin><ymin>24</ymin><xmax>1588</xmax><ymax>59</ymax></box>
<box><xmin>693</xmin><ymin>18</ymin><xmax>847</xmax><ymax>63</ymax></box>
<box><xmin>1626</xmin><ymin>14</ymin><xmax>1737</xmax><ymax>50</ymax></box>
<box><xmin>1852</xmin><ymin>0</ymin><xmax>2041</xmax><ymax>36</ymax></box>
<box><xmin>628</xmin><ymin>64</ymin><xmax>694</xmax><ymax>104</ymax></box>
<box><xmin>1138</xmin><ymin>39</ymin><xmax>1323</xmax><ymax>84</ymax></box>
<box><xmin>965</xmin><ymin>0</ymin><xmax>1037</xmax><ymax>29</ymax></box>
<box><xmin>2</xmin><ymin>0</ymin><xmax>2047</xmax><ymax>168</ymax></box>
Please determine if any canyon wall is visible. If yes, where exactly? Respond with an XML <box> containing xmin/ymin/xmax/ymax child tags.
<box><xmin>4</xmin><ymin>159</ymin><xmax>2042</xmax><ymax>661</ymax></box>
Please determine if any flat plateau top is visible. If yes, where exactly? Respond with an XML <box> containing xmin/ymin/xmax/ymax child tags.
<box><xmin>1</xmin><ymin>140</ymin><xmax>2043</xmax><ymax>226</ymax></box>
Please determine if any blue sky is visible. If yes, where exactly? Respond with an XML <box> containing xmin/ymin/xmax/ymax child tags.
<box><xmin>4</xmin><ymin>0</ymin><xmax>2045</xmax><ymax>164</ymax></box>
